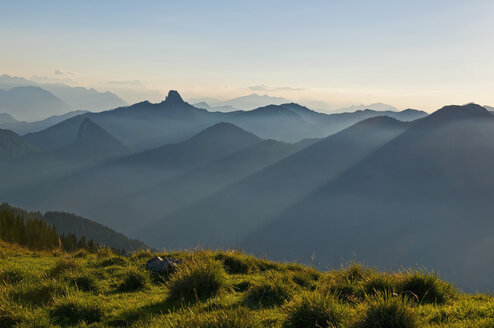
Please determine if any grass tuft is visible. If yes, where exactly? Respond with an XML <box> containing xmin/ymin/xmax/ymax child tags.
<box><xmin>10</xmin><ymin>279</ymin><xmax>68</xmax><ymax>306</ymax></box>
<box><xmin>244</xmin><ymin>271</ymin><xmax>294</xmax><ymax>308</ymax></box>
<box><xmin>364</xmin><ymin>273</ymin><xmax>397</xmax><ymax>296</ymax></box>
<box><xmin>215</xmin><ymin>250</ymin><xmax>258</xmax><ymax>274</ymax></box>
<box><xmin>0</xmin><ymin>290</ymin><xmax>19</xmax><ymax>328</ymax></box>
<box><xmin>0</xmin><ymin>268</ymin><xmax>28</xmax><ymax>285</ymax></box>
<box><xmin>99</xmin><ymin>256</ymin><xmax>127</xmax><ymax>267</ymax></box>
<box><xmin>291</xmin><ymin>269</ymin><xmax>319</xmax><ymax>289</ymax></box>
<box><xmin>68</xmin><ymin>274</ymin><xmax>100</xmax><ymax>293</ymax></box>
<box><xmin>283</xmin><ymin>291</ymin><xmax>349</xmax><ymax>328</ymax></box>
<box><xmin>340</xmin><ymin>262</ymin><xmax>374</xmax><ymax>283</ymax></box>
<box><xmin>118</xmin><ymin>267</ymin><xmax>151</xmax><ymax>292</ymax></box>
<box><xmin>49</xmin><ymin>296</ymin><xmax>104</xmax><ymax>325</ymax></box>
<box><xmin>399</xmin><ymin>270</ymin><xmax>457</xmax><ymax>304</ymax></box>
<box><xmin>96</xmin><ymin>246</ymin><xmax>114</xmax><ymax>258</ymax></box>
<box><xmin>356</xmin><ymin>293</ymin><xmax>417</xmax><ymax>328</ymax></box>
<box><xmin>47</xmin><ymin>258</ymin><xmax>77</xmax><ymax>277</ymax></box>
<box><xmin>167</xmin><ymin>257</ymin><xmax>227</xmax><ymax>301</ymax></box>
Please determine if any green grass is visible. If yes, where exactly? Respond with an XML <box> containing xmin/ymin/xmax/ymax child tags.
<box><xmin>283</xmin><ymin>291</ymin><xmax>349</xmax><ymax>328</ymax></box>
<box><xmin>167</xmin><ymin>256</ymin><xmax>227</xmax><ymax>301</ymax></box>
<box><xmin>0</xmin><ymin>241</ymin><xmax>493</xmax><ymax>327</ymax></box>
<box><xmin>49</xmin><ymin>295</ymin><xmax>105</xmax><ymax>325</ymax></box>
<box><xmin>356</xmin><ymin>293</ymin><xmax>417</xmax><ymax>328</ymax></box>
<box><xmin>398</xmin><ymin>269</ymin><xmax>457</xmax><ymax>304</ymax></box>
<box><xmin>244</xmin><ymin>271</ymin><xmax>294</xmax><ymax>308</ymax></box>
<box><xmin>118</xmin><ymin>267</ymin><xmax>151</xmax><ymax>292</ymax></box>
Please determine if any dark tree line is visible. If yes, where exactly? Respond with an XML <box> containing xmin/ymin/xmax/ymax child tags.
<box><xmin>0</xmin><ymin>207</ymin><xmax>99</xmax><ymax>252</ymax></box>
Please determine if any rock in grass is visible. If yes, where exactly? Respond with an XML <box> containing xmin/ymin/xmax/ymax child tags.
<box><xmin>145</xmin><ymin>257</ymin><xmax>181</xmax><ymax>273</ymax></box>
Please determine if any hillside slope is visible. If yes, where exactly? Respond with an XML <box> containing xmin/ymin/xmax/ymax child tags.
<box><xmin>244</xmin><ymin>104</ymin><xmax>494</xmax><ymax>291</ymax></box>
<box><xmin>86</xmin><ymin>138</ymin><xmax>313</xmax><ymax>234</ymax></box>
<box><xmin>1</xmin><ymin>123</ymin><xmax>263</xmax><ymax>226</ymax></box>
<box><xmin>0</xmin><ymin>110</ymin><xmax>88</xmax><ymax>135</ymax></box>
<box><xmin>0</xmin><ymin>243</ymin><xmax>492</xmax><ymax>327</ymax></box>
<box><xmin>0</xmin><ymin>129</ymin><xmax>38</xmax><ymax>160</ymax></box>
<box><xmin>144</xmin><ymin>116</ymin><xmax>409</xmax><ymax>249</ymax></box>
<box><xmin>0</xmin><ymin>203</ymin><xmax>146</xmax><ymax>252</ymax></box>
<box><xmin>0</xmin><ymin>119</ymin><xmax>129</xmax><ymax>193</ymax></box>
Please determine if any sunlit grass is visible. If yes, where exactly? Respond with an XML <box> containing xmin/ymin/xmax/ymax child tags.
<box><xmin>0</xmin><ymin>240</ymin><xmax>492</xmax><ymax>327</ymax></box>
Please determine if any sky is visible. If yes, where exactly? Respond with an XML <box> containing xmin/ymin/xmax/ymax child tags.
<box><xmin>1</xmin><ymin>0</ymin><xmax>494</xmax><ymax>111</ymax></box>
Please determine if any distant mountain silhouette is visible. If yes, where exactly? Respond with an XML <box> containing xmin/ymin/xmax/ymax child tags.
<box><xmin>221</xmin><ymin>104</ymin><xmax>426</xmax><ymax>142</ymax></box>
<box><xmin>40</xmin><ymin>84</ymin><xmax>126</xmax><ymax>111</ymax></box>
<box><xmin>0</xmin><ymin>113</ymin><xmax>17</xmax><ymax>124</ymax></box>
<box><xmin>483</xmin><ymin>105</ymin><xmax>494</xmax><ymax>112</ymax></box>
<box><xmin>0</xmin><ymin>74</ymin><xmax>127</xmax><ymax>113</ymax></box>
<box><xmin>23</xmin><ymin>90</ymin><xmax>219</xmax><ymax>151</ymax></box>
<box><xmin>193</xmin><ymin>101</ymin><xmax>238</xmax><ymax>112</ymax></box>
<box><xmin>22</xmin><ymin>90</ymin><xmax>427</xmax><ymax>151</ymax></box>
<box><xmin>192</xmin><ymin>93</ymin><xmax>290</xmax><ymax>110</ymax></box>
<box><xmin>0</xmin><ymin>86</ymin><xmax>72</xmax><ymax>121</ymax></box>
<box><xmin>218</xmin><ymin>93</ymin><xmax>290</xmax><ymax>110</ymax></box>
<box><xmin>0</xmin><ymin>110</ymin><xmax>88</xmax><ymax>135</ymax></box>
<box><xmin>0</xmin><ymin>129</ymin><xmax>38</xmax><ymax>160</ymax></box>
<box><xmin>143</xmin><ymin>116</ymin><xmax>409</xmax><ymax>249</ymax></box>
<box><xmin>336</xmin><ymin>102</ymin><xmax>398</xmax><ymax>112</ymax></box>
<box><xmin>243</xmin><ymin>103</ymin><xmax>494</xmax><ymax>291</ymax></box>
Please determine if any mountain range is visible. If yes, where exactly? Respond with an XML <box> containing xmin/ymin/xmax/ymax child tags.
<box><xmin>244</xmin><ymin>104</ymin><xmax>494</xmax><ymax>291</ymax></box>
<box><xmin>3</xmin><ymin>89</ymin><xmax>494</xmax><ymax>290</ymax></box>
<box><xmin>0</xmin><ymin>74</ymin><xmax>126</xmax><ymax>120</ymax></box>
<box><xmin>21</xmin><ymin>90</ymin><xmax>426</xmax><ymax>152</ymax></box>
<box><xmin>0</xmin><ymin>110</ymin><xmax>88</xmax><ymax>135</ymax></box>
<box><xmin>0</xmin><ymin>86</ymin><xmax>72</xmax><ymax>121</ymax></box>
<box><xmin>189</xmin><ymin>93</ymin><xmax>290</xmax><ymax>111</ymax></box>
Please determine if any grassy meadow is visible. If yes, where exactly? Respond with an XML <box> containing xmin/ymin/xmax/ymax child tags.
<box><xmin>1</xmin><ymin>240</ymin><xmax>493</xmax><ymax>328</ymax></box>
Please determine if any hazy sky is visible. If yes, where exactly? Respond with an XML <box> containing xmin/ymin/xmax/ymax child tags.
<box><xmin>1</xmin><ymin>0</ymin><xmax>494</xmax><ymax>111</ymax></box>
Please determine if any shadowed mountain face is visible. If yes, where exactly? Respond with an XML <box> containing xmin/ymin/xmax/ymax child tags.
<box><xmin>0</xmin><ymin>86</ymin><xmax>72</xmax><ymax>121</ymax></box>
<box><xmin>23</xmin><ymin>90</ymin><xmax>427</xmax><ymax>151</ymax></box>
<box><xmin>58</xmin><ymin>118</ymin><xmax>130</xmax><ymax>161</ymax></box>
<box><xmin>0</xmin><ymin>119</ymin><xmax>129</xmax><ymax>193</ymax></box>
<box><xmin>0</xmin><ymin>129</ymin><xmax>38</xmax><ymax>160</ymax></box>
<box><xmin>1</xmin><ymin>123</ymin><xmax>265</xmax><ymax>228</ymax></box>
<box><xmin>89</xmin><ymin>138</ymin><xmax>313</xmax><ymax>236</ymax></box>
<box><xmin>140</xmin><ymin>116</ymin><xmax>409</xmax><ymax>249</ymax></box>
<box><xmin>243</xmin><ymin>104</ymin><xmax>494</xmax><ymax>291</ymax></box>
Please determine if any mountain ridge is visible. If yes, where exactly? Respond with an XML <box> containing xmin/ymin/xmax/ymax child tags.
<box><xmin>243</xmin><ymin>103</ymin><xmax>494</xmax><ymax>291</ymax></box>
